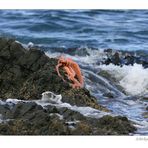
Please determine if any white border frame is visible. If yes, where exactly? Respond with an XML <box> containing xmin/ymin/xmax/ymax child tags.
<box><xmin>0</xmin><ymin>0</ymin><xmax>148</xmax><ymax>9</ymax></box>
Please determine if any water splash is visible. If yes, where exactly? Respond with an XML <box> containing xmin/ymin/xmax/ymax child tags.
<box><xmin>99</xmin><ymin>64</ymin><xmax>148</xmax><ymax>96</ymax></box>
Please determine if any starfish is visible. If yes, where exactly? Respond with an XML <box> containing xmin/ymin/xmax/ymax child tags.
<box><xmin>56</xmin><ymin>56</ymin><xmax>84</xmax><ymax>89</ymax></box>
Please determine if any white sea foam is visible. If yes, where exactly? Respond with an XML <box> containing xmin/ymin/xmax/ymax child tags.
<box><xmin>0</xmin><ymin>91</ymin><xmax>109</xmax><ymax>119</ymax></box>
<box><xmin>1</xmin><ymin>97</ymin><xmax>110</xmax><ymax>119</ymax></box>
<box><xmin>46</xmin><ymin>48</ymin><xmax>106</xmax><ymax>65</ymax></box>
<box><xmin>6</xmin><ymin>98</ymin><xmax>22</xmax><ymax>104</ymax></box>
<box><xmin>99</xmin><ymin>64</ymin><xmax>148</xmax><ymax>96</ymax></box>
<box><xmin>0</xmin><ymin>100</ymin><xmax>6</xmax><ymax>105</ymax></box>
<box><xmin>41</xmin><ymin>91</ymin><xmax>62</xmax><ymax>104</ymax></box>
<box><xmin>35</xmin><ymin>100</ymin><xmax>111</xmax><ymax>119</ymax></box>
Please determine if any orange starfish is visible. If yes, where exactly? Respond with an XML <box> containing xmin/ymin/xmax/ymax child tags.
<box><xmin>56</xmin><ymin>56</ymin><xmax>84</xmax><ymax>89</ymax></box>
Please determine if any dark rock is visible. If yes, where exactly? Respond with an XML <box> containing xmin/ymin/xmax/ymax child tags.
<box><xmin>0</xmin><ymin>37</ymin><xmax>137</xmax><ymax>135</ymax></box>
<box><xmin>62</xmin><ymin>88</ymin><xmax>109</xmax><ymax>111</ymax></box>
<box><xmin>45</xmin><ymin>105</ymin><xmax>59</xmax><ymax>113</ymax></box>
<box><xmin>98</xmin><ymin>70</ymin><xmax>117</xmax><ymax>83</ymax></box>
<box><xmin>8</xmin><ymin>102</ymin><xmax>43</xmax><ymax>119</ymax></box>
<box><xmin>124</xmin><ymin>54</ymin><xmax>135</xmax><ymax>65</ymax></box>
<box><xmin>0</xmin><ymin>37</ymin><xmax>107</xmax><ymax>110</ymax></box>
<box><xmin>142</xmin><ymin>96</ymin><xmax>148</xmax><ymax>101</ymax></box>
<box><xmin>0</xmin><ymin>106</ymin><xmax>136</xmax><ymax>135</ymax></box>
<box><xmin>104</xmin><ymin>58</ymin><xmax>112</xmax><ymax>65</ymax></box>
<box><xmin>0</xmin><ymin>104</ymin><xmax>11</xmax><ymax>119</ymax></box>
<box><xmin>17</xmin><ymin>48</ymin><xmax>47</xmax><ymax>71</ymax></box>
<box><xmin>66</xmin><ymin>47</ymin><xmax>90</xmax><ymax>56</ymax></box>
<box><xmin>104</xmin><ymin>48</ymin><xmax>113</xmax><ymax>53</ymax></box>
<box><xmin>103</xmin><ymin>51</ymin><xmax>121</xmax><ymax>66</ymax></box>
<box><xmin>103</xmin><ymin>92</ymin><xmax>114</xmax><ymax>98</ymax></box>
<box><xmin>70</xmin><ymin>121</ymin><xmax>93</xmax><ymax>135</ymax></box>
<box><xmin>67</xmin><ymin>115</ymin><xmax>136</xmax><ymax>135</ymax></box>
<box><xmin>96</xmin><ymin>115</ymin><xmax>136</xmax><ymax>135</ymax></box>
<box><xmin>59</xmin><ymin>107</ymin><xmax>85</xmax><ymax>121</ymax></box>
<box><xmin>102</xmin><ymin>49</ymin><xmax>148</xmax><ymax>68</ymax></box>
<box><xmin>112</xmin><ymin>52</ymin><xmax>121</xmax><ymax>65</ymax></box>
<box><xmin>142</xmin><ymin>112</ymin><xmax>148</xmax><ymax>119</ymax></box>
<box><xmin>0</xmin><ymin>101</ymin><xmax>136</xmax><ymax>135</ymax></box>
<box><xmin>0</xmin><ymin>38</ymin><xmax>69</xmax><ymax>99</ymax></box>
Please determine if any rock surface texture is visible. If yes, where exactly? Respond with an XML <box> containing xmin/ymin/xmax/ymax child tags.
<box><xmin>0</xmin><ymin>37</ymin><xmax>136</xmax><ymax>135</ymax></box>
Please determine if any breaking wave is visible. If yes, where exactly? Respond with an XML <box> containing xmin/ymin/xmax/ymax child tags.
<box><xmin>99</xmin><ymin>64</ymin><xmax>148</xmax><ymax>96</ymax></box>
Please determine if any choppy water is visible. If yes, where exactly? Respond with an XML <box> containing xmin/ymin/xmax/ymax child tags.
<box><xmin>1</xmin><ymin>10</ymin><xmax>148</xmax><ymax>51</ymax></box>
<box><xmin>0</xmin><ymin>10</ymin><xmax>148</xmax><ymax>135</ymax></box>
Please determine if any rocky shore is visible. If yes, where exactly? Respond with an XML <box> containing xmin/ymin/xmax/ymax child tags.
<box><xmin>0</xmin><ymin>37</ymin><xmax>136</xmax><ymax>135</ymax></box>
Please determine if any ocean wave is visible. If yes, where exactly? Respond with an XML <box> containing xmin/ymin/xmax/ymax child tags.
<box><xmin>1</xmin><ymin>10</ymin><xmax>148</xmax><ymax>50</ymax></box>
<box><xmin>99</xmin><ymin>64</ymin><xmax>148</xmax><ymax>96</ymax></box>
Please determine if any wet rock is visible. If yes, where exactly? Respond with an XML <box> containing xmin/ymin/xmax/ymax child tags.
<box><xmin>102</xmin><ymin>49</ymin><xmax>148</xmax><ymax>68</ymax></box>
<box><xmin>17</xmin><ymin>48</ymin><xmax>47</xmax><ymax>71</ymax></box>
<box><xmin>45</xmin><ymin>105</ymin><xmax>86</xmax><ymax>121</ymax></box>
<box><xmin>0</xmin><ymin>37</ymin><xmax>137</xmax><ymax>135</ymax></box>
<box><xmin>98</xmin><ymin>70</ymin><xmax>117</xmax><ymax>83</ymax></box>
<box><xmin>142</xmin><ymin>60</ymin><xmax>148</xmax><ymax>68</ymax></box>
<box><xmin>98</xmin><ymin>70</ymin><xmax>125</xmax><ymax>95</ymax></box>
<box><xmin>7</xmin><ymin>102</ymin><xmax>43</xmax><ymax>119</ymax></box>
<box><xmin>0</xmin><ymin>37</ymin><xmax>107</xmax><ymax>110</ymax></box>
<box><xmin>104</xmin><ymin>48</ymin><xmax>113</xmax><ymax>53</ymax></box>
<box><xmin>142</xmin><ymin>112</ymin><xmax>148</xmax><ymax>119</ymax></box>
<box><xmin>62</xmin><ymin>88</ymin><xmax>109</xmax><ymax>111</ymax></box>
<box><xmin>67</xmin><ymin>115</ymin><xmax>136</xmax><ymax>135</ymax></box>
<box><xmin>58</xmin><ymin>107</ymin><xmax>85</xmax><ymax>121</ymax></box>
<box><xmin>45</xmin><ymin>105</ymin><xmax>59</xmax><ymax>113</ymax></box>
<box><xmin>103</xmin><ymin>51</ymin><xmax>121</xmax><ymax>66</ymax></box>
<box><xmin>103</xmin><ymin>92</ymin><xmax>114</xmax><ymax>98</ymax></box>
<box><xmin>124</xmin><ymin>53</ymin><xmax>135</xmax><ymax>65</ymax></box>
<box><xmin>95</xmin><ymin>115</ymin><xmax>136</xmax><ymax>135</ymax></box>
<box><xmin>142</xmin><ymin>96</ymin><xmax>148</xmax><ymax>101</ymax></box>
<box><xmin>0</xmin><ymin>38</ymin><xmax>68</xmax><ymax>99</ymax></box>
<box><xmin>78</xmin><ymin>114</ymin><xmax>136</xmax><ymax>135</ymax></box>
<box><xmin>0</xmin><ymin>104</ymin><xmax>11</xmax><ymax>119</ymax></box>
<box><xmin>0</xmin><ymin>101</ymin><xmax>136</xmax><ymax>135</ymax></box>
<box><xmin>112</xmin><ymin>52</ymin><xmax>121</xmax><ymax>65</ymax></box>
<box><xmin>104</xmin><ymin>58</ymin><xmax>112</xmax><ymax>65</ymax></box>
<box><xmin>66</xmin><ymin>47</ymin><xmax>90</xmax><ymax>56</ymax></box>
<box><xmin>70</xmin><ymin>121</ymin><xmax>93</xmax><ymax>135</ymax></box>
<box><xmin>0</xmin><ymin>114</ymin><xmax>70</xmax><ymax>135</ymax></box>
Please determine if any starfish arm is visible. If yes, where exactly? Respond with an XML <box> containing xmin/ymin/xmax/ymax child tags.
<box><xmin>67</xmin><ymin>66</ymin><xmax>76</xmax><ymax>77</ymax></box>
<box><xmin>71</xmin><ymin>62</ymin><xmax>84</xmax><ymax>87</ymax></box>
<box><xmin>56</xmin><ymin>63</ymin><xmax>66</xmax><ymax>82</ymax></box>
<box><xmin>71</xmin><ymin>78</ymin><xmax>82</xmax><ymax>88</ymax></box>
<box><xmin>63</xmin><ymin>66</ymin><xmax>74</xmax><ymax>80</ymax></box>
<box><xmin>63</xmin><ymin>66</ymin><xmax>81</xmax><ymax>88</ymax></box>
<box><xmin>56</xmin><ymin>63</ymin><xmax>62</xmax><ymax>77</ymax></box>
